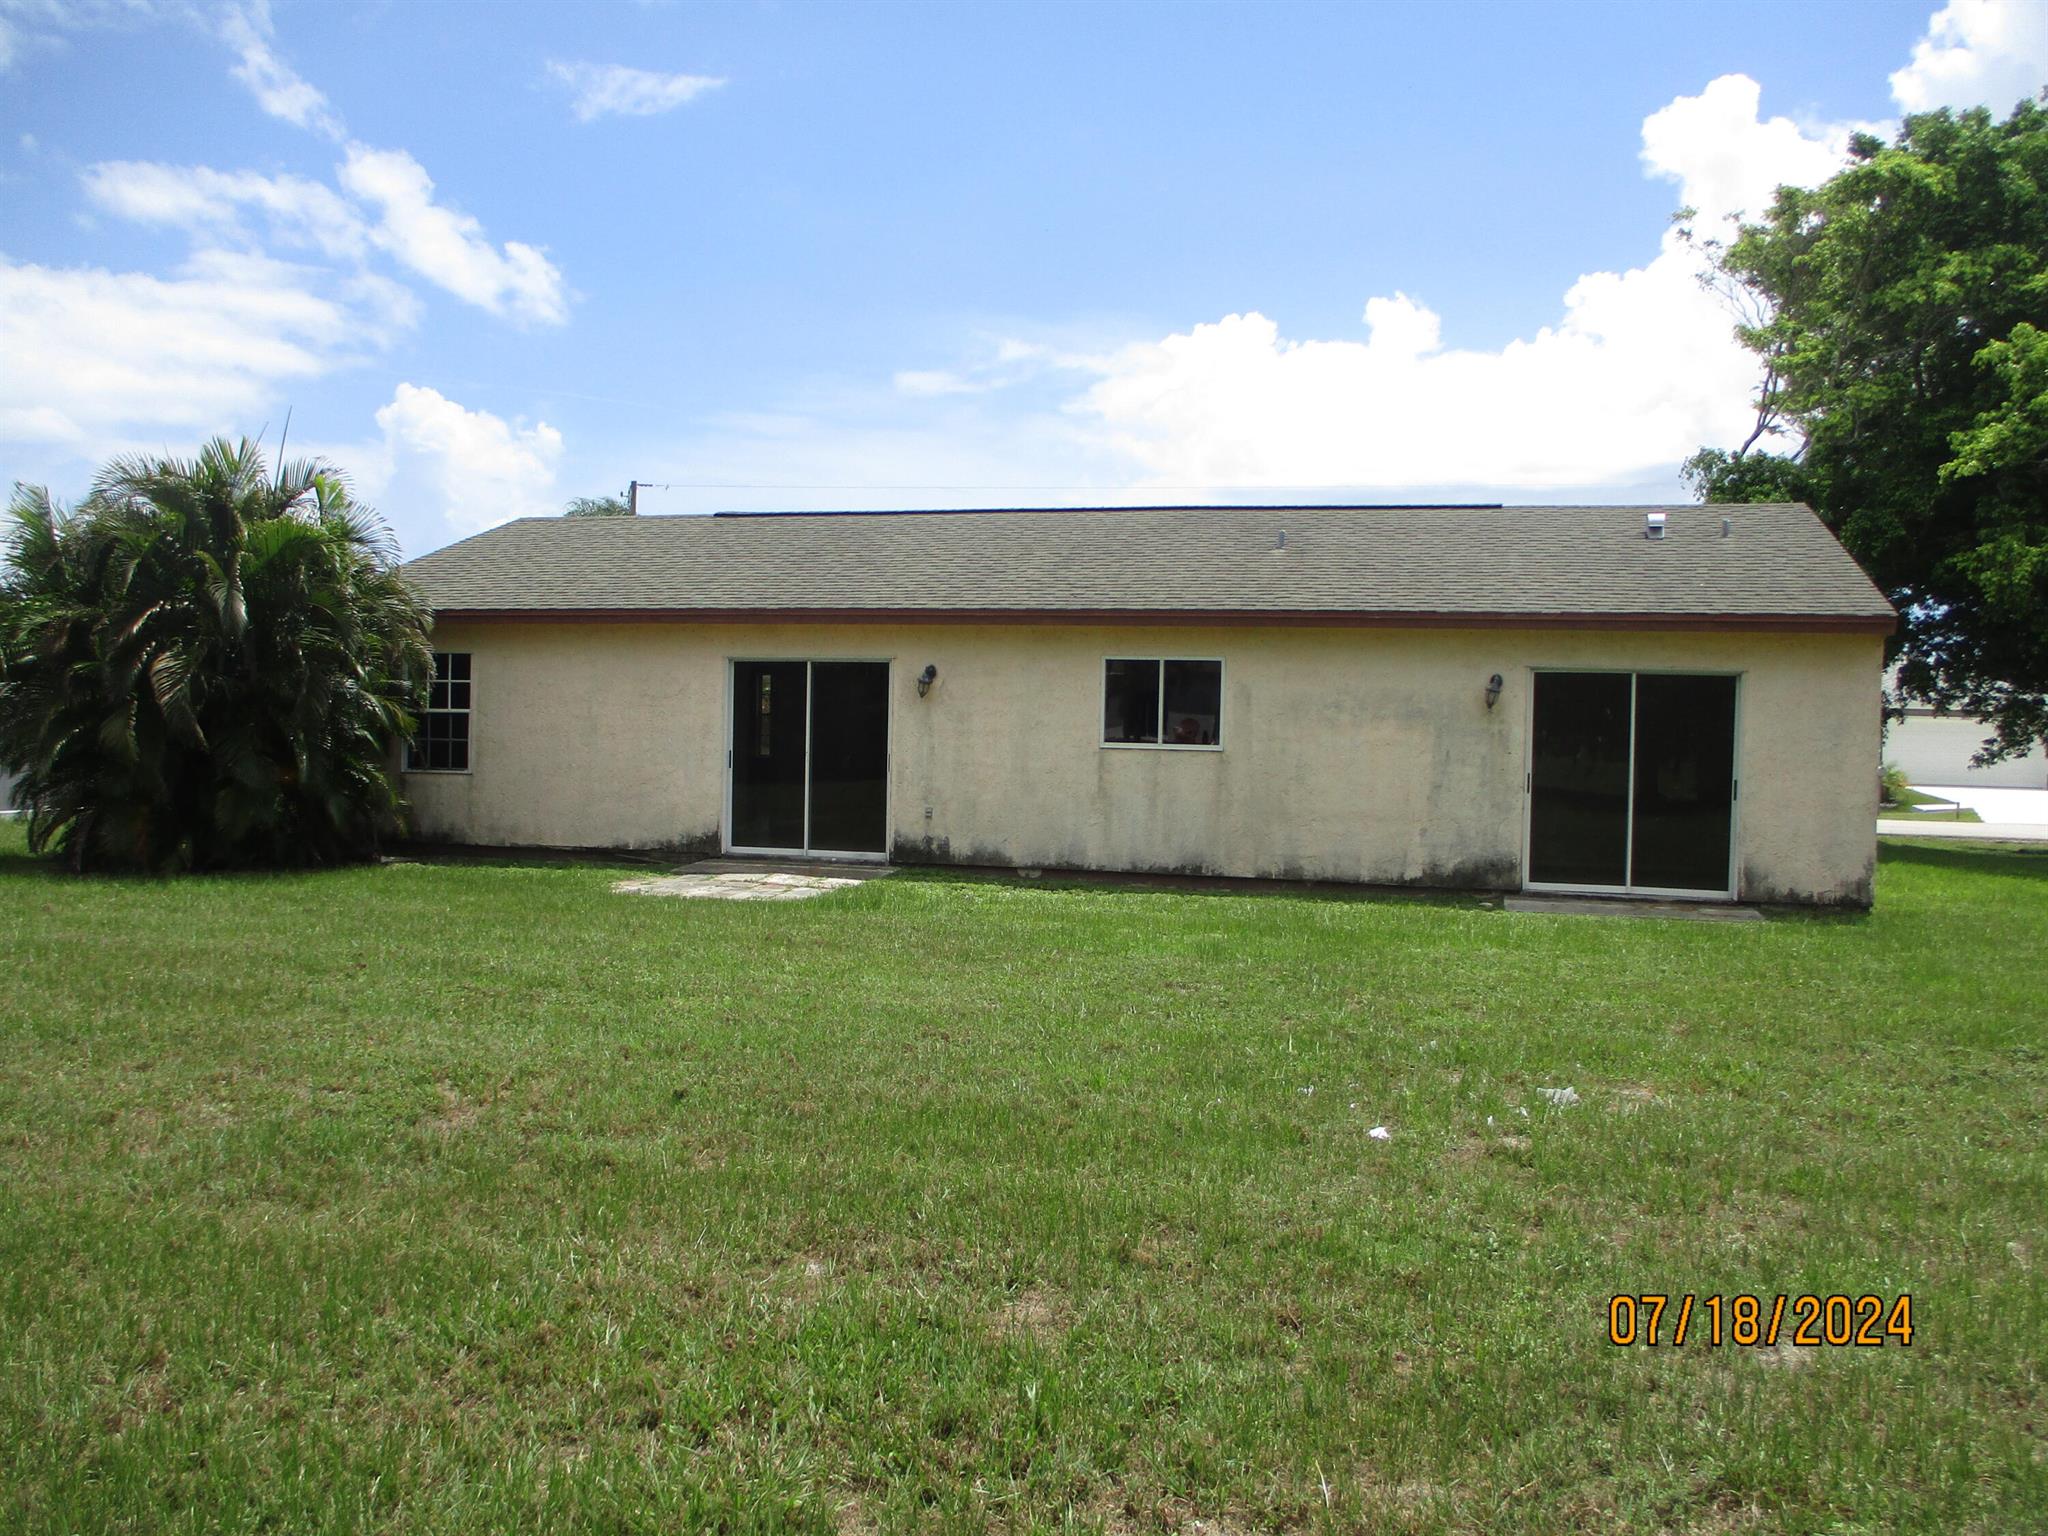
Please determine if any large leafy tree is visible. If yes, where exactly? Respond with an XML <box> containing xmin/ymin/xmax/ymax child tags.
<box><xmin>1683</xmin><ymin>100</ymin><xmax>2048</xmax><ymax>760</ymax></box>
<box><xmin>0</xmin><ymin>439</ymin><xmax>432</xmax><ymax>872</ymax></box>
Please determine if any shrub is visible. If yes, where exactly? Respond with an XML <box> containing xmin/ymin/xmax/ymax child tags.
<box><xmin>0</xmin><ymin>439</ymin><xmax>431</xmax><ymax>872</ymax></box>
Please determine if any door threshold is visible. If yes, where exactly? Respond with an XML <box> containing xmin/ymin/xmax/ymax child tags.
<box><xmin>1507</xmin><ymin>893</ymin><xmax>1761</xmax><ymax>921</ymax></box>
<box><xmin>699</xmin><ymin>853</ymin><xmax>894</xmax><ymax>877</ymax></box>
<box><xmin>1522</xmin><ymin>883</ymin><xmax>1735</xmax><ymax>902</ymax></box>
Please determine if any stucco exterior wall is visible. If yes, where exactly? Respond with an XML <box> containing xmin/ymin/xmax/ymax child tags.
<box><xmin>403</xmin><ymin>620</ymin><xmax>1884</xmax><ymax>904</ymax></box>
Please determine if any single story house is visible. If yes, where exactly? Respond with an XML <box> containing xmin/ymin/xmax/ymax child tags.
<box><xmin>400</xmin><ymin>502</ymin><xmax>1895</xmax><ymax>905</ymax></box>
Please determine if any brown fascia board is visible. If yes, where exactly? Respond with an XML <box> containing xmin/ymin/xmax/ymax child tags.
<box><xmin>425</xmin><ymin>605</ymin><xmax>1898</xmax><ymax>635</ymax></box>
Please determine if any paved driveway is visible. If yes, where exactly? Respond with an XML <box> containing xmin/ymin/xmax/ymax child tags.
<box><xmin>1881</xmin><ymin>784</ymin><xmax>2048</xmax><ymax>842</ymax></box>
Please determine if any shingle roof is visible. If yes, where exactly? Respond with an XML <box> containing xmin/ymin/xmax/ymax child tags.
<box><xmin>401</xmin><ymin>504</ymin><xmax>1896</xmax><ymax>631</ymax></box>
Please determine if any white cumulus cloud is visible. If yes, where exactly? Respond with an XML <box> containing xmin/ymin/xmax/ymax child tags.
<box><xmin>82</xmin><ymin>160</ymin><xmax>370</xmax><ymax>259</ymax></box>
<box><xmin>893</xmin><ymin>369</ymin><xmax>989</xmax><ymax>397</ymax></box>
<box><xmin>0</xmin><ymin>248</ymin><xmax>407</xmax><ymax>445</ymax></box>
<box><xmin>1070</xmin><ymin>268</ymin><xmax>1756</xmax><ymax>490</ymax></box>
<box><xmin>339</xmin><ymin>146</ymin><xmax>567</xmax><ymax>325</ymax></box>
<box><xmin>372</xmin><ymin>383</ymin><xmax>563</xmax><ymax>534</ymax></box>
<box><xmin>1064</xmin><ymin>77</ymin><xmax>1870</xmax><ymax>493</ymax></box>
<box><xmin>546</xmin><ymin>60</ymin><xmax>725</xmax><ymax>122</ymax></box>
<box><xmin>1891</xmin><ymin>0</ymin><xmax>2048</xmax><ymax>113</ymax></box>
<box><xmin>84</xmin><ymin>151</ymin><xmax>568</xmax><ymax>325</ymax></box>
<box><xmin>1640</xmin><ymin>73</ymin><xmax>1874</xmax><ymax>227</ymax></box>
<box><xmin>221</xmin><ymin>0</ymin><xmax>345</xmax><ymax>139</ymax></box>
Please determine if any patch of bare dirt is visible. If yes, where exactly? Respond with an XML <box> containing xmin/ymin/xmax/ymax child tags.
<box><xmin>991</xmin><ymin>1286</ymin><xmax>1073</xmax><ymax>1343</ymax></box>
<box><xmin>1753</xmin><ymin>1340</ymin><xmax>1818</xmax><ymax>1372</ymax></box>
<box><xmin>424</xmin><ymin>1079</ymin><xmax>481</xmax><ymax>1135</ymax></box>
<box><xmin>1607</xmin><ymin>1084</ymin><xmax>1665</xmax><ymax>1114</ymax></box>
<box><xmin>101</xmin><ymin>1345</ymin><xmax>178</xmax><ymax>1434</ymax></box>
<box><xmin>1356</xmin><ymin>1473</ymin><xmax>1445</xmax><ymax>1526</ymax></box>
<box><xmin>1674</xmin><ymin>1491</ymin><xmax>1772</xmax><ymax>1532</ymax></box>
<box><xmin>1081</xmin><ymin>1481</ymin><xmax>1261</xmax><ymax>1536</ymax></box>
<box><xmin>1449</xmin><ymin>1130</ymin><xmax>1533</xmax><ymax>1166</ymax></box>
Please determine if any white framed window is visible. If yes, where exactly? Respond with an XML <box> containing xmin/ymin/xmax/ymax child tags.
<box><xmin>1102</xmin><ymin>657</ymin><xmax>1223</xmax><ymax>749</ymax></box>
<box><xmin>406</xmin><ymin>651</ymin><xmax>472</xmax><ymax>772</ymax></box>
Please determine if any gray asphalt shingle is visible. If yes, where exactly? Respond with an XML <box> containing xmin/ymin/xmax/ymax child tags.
<box><xmin>402</xmin><ymin>503</ymin><xmax>1895</xmax><ymax>625</ymax></box>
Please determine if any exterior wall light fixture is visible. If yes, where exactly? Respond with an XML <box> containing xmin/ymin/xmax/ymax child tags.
<box><xmin>1485</xmin><ymin>673</ymin><xmax>1504</xmax><ymax>709</ymax></box>
<box><xmin>917</xmin><ymin>664</ymin><xmax>938</xmax><ymax>698</ymax></box>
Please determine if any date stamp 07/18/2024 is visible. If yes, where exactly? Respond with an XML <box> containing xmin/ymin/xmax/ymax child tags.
<box><xmin>1608</xmin><ymin>1294</ymin><xmax>1914</xmax><ymax>1348</ymax></box>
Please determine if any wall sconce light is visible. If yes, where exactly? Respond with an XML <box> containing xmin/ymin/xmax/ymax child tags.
<box><xmin>917</xmin><ymin>664</ymin><xmax>938</xmax><ymax>698</ymax></box>
<box><xmin>1484</xmin><ymin>673</ymin><xmax>1504</xmax><ymax>709</ymax></box>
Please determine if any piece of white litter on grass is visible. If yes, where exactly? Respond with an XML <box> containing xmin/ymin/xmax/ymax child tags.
<box><xmin>1486</xmin><ymin>1115</ymin><xmax>1495</xmax><ymax>1127</ymax></box>
<box><xmin>1516</xmin><ymin>1106</ymin><xmax>1531</xmax><ymax>1118</ymax></box>
<box><xmin>1368</xmin><ymin>1125</ymin><xmax>1392</xmax><ymax>1141</ymax></box>
<box><xmin>1539</xmin><ymin>1086</ymin><xmax>1580</xmax><ymax>1108</ymax></box>
<box><xmin>1299</xmin><ymin>1085</ymin><xmax>1315</xmax><ymax>1096</ymax></box>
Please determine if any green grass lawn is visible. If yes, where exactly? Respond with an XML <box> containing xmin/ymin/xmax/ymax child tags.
<box><xmin>2</xmin><ymin>824</ymin><xmax>2044</xmax><ymax>1534</ymax></box>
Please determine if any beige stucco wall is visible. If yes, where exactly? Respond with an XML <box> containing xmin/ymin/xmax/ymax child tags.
<box><xmin>403</xmin><ymin>620</ymin><xmax>1884</xmax><ymax>904</ymax></box>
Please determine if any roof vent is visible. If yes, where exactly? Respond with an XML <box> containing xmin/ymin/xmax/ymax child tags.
<box><xmin>1722</xmin><ymin>517</ymin><xmax>1732</xmax><ymax>539</ymax></box>
<box><xmin>1645</xmin><ymin>511</ymin><xmax>1668</xmax><ymax>541</ymax></box>
<box><xmin>1275</xmin><ymin>529</ymin><xmax>1287</xmax><ymax>550</ymax></box>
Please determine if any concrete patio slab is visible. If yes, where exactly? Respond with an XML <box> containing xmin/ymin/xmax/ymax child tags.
<box><xmin>1504</xmin><ymin>895</ymin><xmax>1764</xmax><ymax>922</ymax></box>
<box><xmin>613</xmin><ymin>858</ymin><xmax>894</xmax><ymax>902</ymax></box>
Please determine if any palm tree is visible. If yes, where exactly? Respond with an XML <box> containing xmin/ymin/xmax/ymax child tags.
<box><xmin>564</xmin><ymin>487</ymin><xmax>634</xmax><ymax>516</ymax></box>
<box><xmin>0</xmin><ymin>438</ymin><xmax>432</xmax><ymax>872</ymax></box>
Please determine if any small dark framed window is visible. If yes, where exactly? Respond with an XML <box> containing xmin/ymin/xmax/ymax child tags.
<box><xmin>1102</xmin><ymin>658</ymin><xmax>1222</xmax><ymax>748</ymax></box>
<box><xmin>407</xmin><ymin>652</ymin><xmax>472</xmax><ymax>771</ymax></box>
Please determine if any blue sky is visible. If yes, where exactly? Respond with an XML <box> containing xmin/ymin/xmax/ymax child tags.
<box><xmin>4</xmin><ymin>0</ymin><xmax>2047</xmax><ymax>558</ymax></box>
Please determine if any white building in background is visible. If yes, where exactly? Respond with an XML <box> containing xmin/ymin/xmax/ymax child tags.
<box><xmin>1887</xmin><ymin>702</ymin><xmax>2048</xmax><ymax>790</ymax></box>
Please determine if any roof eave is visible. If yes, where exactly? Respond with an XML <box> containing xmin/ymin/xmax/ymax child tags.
<box><xmin>420</xmin><ymin>605</ymin><xmax>1898</xmax><ymax>635</ymax></box>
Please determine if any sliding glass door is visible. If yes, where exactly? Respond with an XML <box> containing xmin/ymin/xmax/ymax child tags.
<box><xmin>1629</xmin><ymin>674</ymin><xmax>1739</xmax><ymax>893</ymax></box>
<box><xmin>806</xmin><ymin>663</ymin><xmax>890</xmax><ymax>855</ymax></box>
<box><xmin>1528</xmin><ymin>672</ymin><xmax>1633</xmax><ymax>888</ymax></box>
<box><xmin>1527</xmin><ymin>671</ymin><xmax>1738</xmax><ymax>896</ymax></box>
<box><xmin>728</xmin><ymin>660</ymin><xmax>889</xmax><ymax>856</ymax></box>
<box><xmin>730</xmin><ymin>661</ymin><xmax>809</xmax><ymax>851</ymax></box>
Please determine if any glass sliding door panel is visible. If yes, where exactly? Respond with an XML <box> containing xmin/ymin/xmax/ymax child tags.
<box><xmin>1528</xmin><ymin>672</ymin><xmax>1633</xmax><ymax>887</ymax></box>
<box><xmin>1630</xmin><ymin>674</ymin><xmax>1737</xmax><ymax>893</ymax></box>
<box><xmin>807</xmin><ymin>662</ymin><xmax>890</xmax><ymax>854</ymax></box>
<box><xmin>730</xmin><ymin>661</ymin><xmax>808</xmax><ymax>849</ymax></box>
